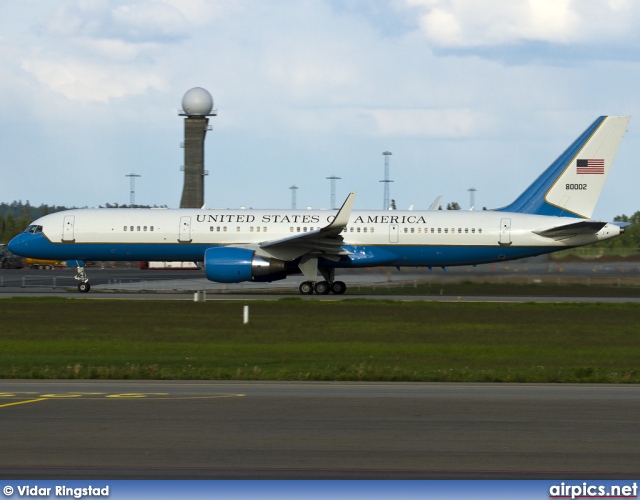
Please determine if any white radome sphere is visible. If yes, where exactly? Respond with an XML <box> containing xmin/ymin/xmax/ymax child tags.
<box><xmin>181</xmin><ymin>87</ymin><xmax>213</xmax><ymax>116</ymax></box>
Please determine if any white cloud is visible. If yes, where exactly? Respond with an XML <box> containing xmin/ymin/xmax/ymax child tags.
<box><xmin>165</xmin><ymin>0</ymin><xmax>247</xmax><ymax>27</ymax></box>
<box><xmin>405</xmin><ymin>0</ymin><xmax>640</xmax><ymax>48</ymax></box>
<box><xmin>111</xmin><ymin>2</ymin><xmax>189</xmax><ymax>41</ymax></box>
<box><xmin>21</xmin><ymin>58</ymin><xmax>167</xmax><ymax>102</ymax></box>
<box><xmin>46</xmin><ymin>0</ymin><xmax>190</xmax><ymax>42</ymax></box>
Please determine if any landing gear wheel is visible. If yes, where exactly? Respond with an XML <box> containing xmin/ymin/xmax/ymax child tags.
<box><xmin>299</xmin><ymin>281</ymin><xmax>314</xmax><ymax>295</ymax></box>
<box><xmin>78</xmin><ymin>282</ymin><xmax>91</xmax><ymax>293</ymax></box>
<box><xmin>314</xmin><ymin>281</ymin><xmax>330</xmax><ymax>295</ymax></box>
<box><xmin>330</xmin><ymin>281</ymin><xmax>347</xmax><ymax>295</ymax></box>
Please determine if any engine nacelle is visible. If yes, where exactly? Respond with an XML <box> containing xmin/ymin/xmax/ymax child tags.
<box><xmin>204</xmin><ymin>247</ymin><xmax>287</xmax><ymax>283</ymax></box>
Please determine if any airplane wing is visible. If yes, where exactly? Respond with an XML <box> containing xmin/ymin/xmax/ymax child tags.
<box><xmin>255</xmin><ymin>192</ymin><xmax>356</xmax><ymax>261</ymax></box>
<box><xmin>533</xmin><ymin>221</ymin><xmax>607</xmax><ymax>240</ymax></box>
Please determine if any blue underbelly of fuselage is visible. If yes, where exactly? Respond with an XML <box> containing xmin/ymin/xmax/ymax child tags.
<box><xmin>9</xmin><ymin>233</ymin><xmax>559</xmax><ymax>268</ymax></box>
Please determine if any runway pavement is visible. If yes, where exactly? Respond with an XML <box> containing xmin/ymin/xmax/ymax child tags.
<box><xmin>1</xmin><ymin>381</ymin><xmax>639</xmax><ymax>479</ymax></box>
<box><xmin>2</xmin><ymin>264</ymin><xmax>640</xmax><ymax>302</ymax></box>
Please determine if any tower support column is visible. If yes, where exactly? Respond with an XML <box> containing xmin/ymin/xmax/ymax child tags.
<box><xmin>180</xmin><ymin>117</ymin><xmax>209</xmax><ymax>208</ymax></box>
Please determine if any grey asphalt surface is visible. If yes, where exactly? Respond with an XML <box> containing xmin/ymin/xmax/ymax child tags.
<box><xmin>1</xmin><ymin>381</ymin><xmax>639</xmax><ymax>479</ymax></box>
<box><xmin>2</xmin><ymin>263</ymin><xmax>640</xmax><ymax>302</ymax></box>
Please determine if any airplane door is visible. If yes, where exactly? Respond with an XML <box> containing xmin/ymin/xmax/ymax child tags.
<box><xmin>62</xmin><ymin>215</ymin><xmax>75</xmax><ymax>242</ymax></box>
<box><xmin>499</xmin><ymin>218</ymin><xmax>512</xmax><ymax>246</ymax></box>
<box><xmin>389</xmin><ymin>224</ymin><xmax>399</xmax><ymax>243</ymax></box>
<box><xmin>179</xmin><ymin>216</ymin><xmax>192</xmax><ymax>243</ymax></box>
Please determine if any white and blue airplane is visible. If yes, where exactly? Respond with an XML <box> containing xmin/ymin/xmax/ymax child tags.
<box><xmin>9</xmin><ymin>115</ymin><xmax>630</xmax><ymax>294</ymax></box>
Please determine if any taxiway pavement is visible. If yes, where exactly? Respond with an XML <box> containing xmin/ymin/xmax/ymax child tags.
<box><xmin>1</xmin><ymin>381</ymin><xmax>638</xmax><ymax>479</ymax></box>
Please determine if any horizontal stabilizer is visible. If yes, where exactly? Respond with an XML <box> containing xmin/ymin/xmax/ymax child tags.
<box><xmin>534</xmin><ymin>221</ymin><xmax>606</xmax><ymax>240</ymax></box>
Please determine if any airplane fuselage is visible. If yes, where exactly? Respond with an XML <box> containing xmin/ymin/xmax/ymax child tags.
<box><xmin>12</xmin><ymin>208</ymin><xmax>621</xmax><ymax>268</ymax></box>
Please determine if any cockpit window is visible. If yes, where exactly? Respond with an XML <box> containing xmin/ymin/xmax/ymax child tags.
<box><xmin>24</xmin><ymin>225</ymin><xmax>43</xmax><ymax>234</ymax></box>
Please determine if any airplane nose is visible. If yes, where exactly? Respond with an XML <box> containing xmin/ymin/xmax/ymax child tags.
<box><xmin>7</xmin><ymin>234</ymin><xmax>24</xmax><ymax>254</ymax></box>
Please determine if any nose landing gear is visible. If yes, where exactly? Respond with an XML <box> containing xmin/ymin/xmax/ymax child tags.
<box><xmin>75</xmin><ymin>266</ymin><xmax>91</xmax><ymax>293</ymax></box>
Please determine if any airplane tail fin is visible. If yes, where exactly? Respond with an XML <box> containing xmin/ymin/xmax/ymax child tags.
<box><xmin>498</xmin><ymin>116</ymin><xmax>630</xmax><ymax>219</ymax></box>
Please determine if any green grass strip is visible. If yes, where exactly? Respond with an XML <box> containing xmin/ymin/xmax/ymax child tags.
<box><xmin>0</xmin><ymin>298</ymin><xmax>638</xmax><ymax>382</ymax></box>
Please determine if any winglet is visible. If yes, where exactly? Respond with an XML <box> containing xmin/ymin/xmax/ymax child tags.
<box><xmin>324</xmin><ymin>192</ymin><xmax>356</xmax><ymax>231</ymax></box>
<box><xmin>429</xmin><ymin>196</ymin><xmax>443</xmax><ymax>211</ymax></box>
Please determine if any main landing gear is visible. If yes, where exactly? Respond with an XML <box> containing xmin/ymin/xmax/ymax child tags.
<box><xmin>299</xmin><ymin>280</ymin><xmax>347</xmax><ymax>295</ymax></box>
<box><xmin>75</xmin><ymin>266</ymin><xmax>91</xmax><ymax>293</ymax></box>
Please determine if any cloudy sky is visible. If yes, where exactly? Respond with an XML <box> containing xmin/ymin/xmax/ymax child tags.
<box><xmin>1</xmin><ymin>0</ymin><xmax>639</xmax><ymax>220</ymax></box>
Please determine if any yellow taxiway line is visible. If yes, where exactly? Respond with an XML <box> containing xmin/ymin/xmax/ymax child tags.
<box><xmin>0</xmin><ymin>398</ymin><xmax>48</xmax><ymax>408</ymax></box>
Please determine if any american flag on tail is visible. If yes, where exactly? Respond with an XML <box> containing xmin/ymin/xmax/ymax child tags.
<box><xmin>576</xmin><ymin>159</ymin><xmax>604</xmax><ymax>174</ymax></box>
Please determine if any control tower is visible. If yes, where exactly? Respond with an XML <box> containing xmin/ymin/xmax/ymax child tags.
<box><xmin>179</xmin><ymin>87</ymin><xmax>216</xmax><ymax>208</ymax></box>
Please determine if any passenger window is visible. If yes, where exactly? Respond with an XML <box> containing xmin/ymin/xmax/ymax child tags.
<box><xmin>479</xmin><ymin>228</ymin><xmax>483</xmax><ymax>234</ymax></box>
<box><xmin>370</xmin><ymin>228</ymin><xmax>374</xmax><ymax>233</ymax></box>
<box><xmin>250</xmin><ymin>227</ymin><xmax>254</xmax><ymax>232</ymax></box>
<box><xmin>444</xmin><ymin>228</ymin><xmax>448</xmax><ymax>233</ymax></box>
<box><xmin>124</xmin><ymin>226</ymin><xmax>127</xmax><ymax>231</ymax></box>
<box><xmin>144</xmin><ymin>226</ymin><xmax>147</xmax><ymax>231</ymax></box>
<box><xmin>150</xmin><ymin>226</ymin><xmax>154</xmax><ymax>231</ymax></box>
<box><xmin>437</xmin><ymin>228</ymin><xmax>441</xmax><ymax>233</ymax></box>
<box><xmin>236</xmin><ymin>226</ymin><xmax>240</xmax><ymax>232</ymax></box>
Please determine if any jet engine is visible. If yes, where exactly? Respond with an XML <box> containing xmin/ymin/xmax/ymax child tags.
<box><xmin>204</xmin><ymin>247</ymin><xmax>287</xmax><ymax>283</ymax></box>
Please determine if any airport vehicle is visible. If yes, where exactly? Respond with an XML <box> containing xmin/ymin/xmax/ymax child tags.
<box><xmin>140</xmin><ymin>261</ymin><xmax>201</xmax><ymax>270</ymax></box>
<box><xmin>8</xmin><ymin>116</ymin><xmax>630</xmax><ymax>294</ymax></box>
<box><xmin>1</xmin><ymin>244</ymin><xmax>24</xmax><ymax>269</ymax></box>
<box><xmin>25</xmin><ymin>258</ymin><xmax>65</xmax><ymax>269</ymax></box>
